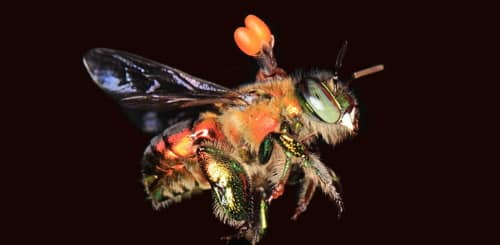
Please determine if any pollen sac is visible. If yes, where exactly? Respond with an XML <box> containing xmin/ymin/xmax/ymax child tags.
<box><xmin>244</xmin><ymin>14</ymin><xmax>272</xmax><ymax>44</ymax></box>
<box><xmin>234</xmin><ymin>27</ymin><xmax>261</xmax><ymax>56</ymax></box>
<box><xmin>197</xmin><ymin>146</ymin><xmax>251</xmax><ymax>221</ymax></box>
<box><xmin>234</xmin><ymin>14</ymin><xmax>272</xmax><ymax>56</ymax></box>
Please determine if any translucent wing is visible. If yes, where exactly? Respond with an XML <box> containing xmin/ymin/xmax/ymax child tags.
<box><xmin>122</xmin><ymin>107</ymin><xmax>209</xmax><ymax>135</ymax></box>
<box><xmin>83</xmin><ymin>48</ymin><xmax>243</xmax><ymax>110</ymax></box>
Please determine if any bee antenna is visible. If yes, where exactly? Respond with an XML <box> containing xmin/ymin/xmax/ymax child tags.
<box><xmin>334</xmin><ymin>40</ymin><xmax>349</xmax><ymax>79</ymax></box>
<box><xmin>345</xmin><ymin>65</ymin><xmax>384</xmax><ymax>86</ymax></box>
<box><xmin>331</xmin><ymin>41</ymin><xmax>384</xmax><ymax>86</ymax></box>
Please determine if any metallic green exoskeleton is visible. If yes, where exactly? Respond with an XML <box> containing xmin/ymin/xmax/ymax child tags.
<box><xmin>84</xmin><ymin>14</ymin><xmax>383</xmax><ymax>245</ymax></box>
<box><xmin>198</xmin><ymin>144</ymin><xmax>269</xmax><ymax>242</ymax></box>
<box><xmin>197</xmin><ymin>145</ymin><xmax>252</xmax><ymax>222</ymax></box>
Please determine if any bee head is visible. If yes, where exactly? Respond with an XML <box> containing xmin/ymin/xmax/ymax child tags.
<box><xmin>295</xmin><ymin>41</ymin><xmax>383</xmax><ymax>134</ymax></box>
<box><xmin>296</xmin><ymin>71</ymin><xmax>359</xmax><ymax>133</ymax></box>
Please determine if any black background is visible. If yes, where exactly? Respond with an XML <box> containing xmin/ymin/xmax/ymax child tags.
<box><xmin>6</xmin><ymin>1</ymin><xmax>488</xmax><ymax>244</ymax></box>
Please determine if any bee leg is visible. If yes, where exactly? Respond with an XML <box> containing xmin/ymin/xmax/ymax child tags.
<box><xmin>303</xmin><ymin>156</ymin><xmax>344</xmax><ymax>218</ymax></box>
<box><xmin>266</xmin><ymin>156</ymin><xmax>291</xmax><ymax>203</ymax></box>
<box><xmin>219</xmin><ymin>226</ymin><xmax>248</xmax><ymax>244</ymax></box>
<box><xmin>291</xmin><ymin>177</ymin><xmax>317</xmax><ymax>220</ymax></box>
<box><xmin>196</xmin><ymin>145</ymin><xmax>255</xmax><ymax>236</ymax></box>
<box><xmin>243</xmin><ymin>187</ymin><xmax>269</xmax><ymax>245</ymax></box>
<box><xmin>266</xmin><ymin>132</ymin><xmax>308</xmax><ymax>203</ymax></box>
<box><xmin>219</xmin><ymin>188</ymin><xmax>268</xmax><ymax>245</ymax></box>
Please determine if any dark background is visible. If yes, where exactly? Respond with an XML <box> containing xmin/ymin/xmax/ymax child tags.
<box><xmin>6</xmin><ymin>1</ymin><xmax>489</xmax><ymax>244</ymax></box>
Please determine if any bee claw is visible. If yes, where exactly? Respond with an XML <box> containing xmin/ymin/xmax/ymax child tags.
<box><xmin>220</xmin><ymin>225</ymin><xmax>250</xmax><ymax>244</ymax></box>
<box><xmin>265</xmin><ymin>195</ymin><xmax>274</xmax><ymax>204</ymax></box>
<box><xmin>220</xmin><ymin>234</ymin><xmax>241</xmax><ymax>245</ymax></box>
<box><xmin>336</xmin><ymin>199</ymin><xmax>344</xmax><ymax>220</ymax></box>
<box><xmin>220</xmin><ymin>235</ymin><xmax>232</xmax><ymax>244</ymax></box>
<box><xmin>291</xmin><ymin>200</ymin><xmax>308</xmax><ymax>221</ymax></box>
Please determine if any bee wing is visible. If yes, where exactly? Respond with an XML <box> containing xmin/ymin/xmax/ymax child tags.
<box><xmin>122</xmin><ymin>107</ymin><xmax>210</xmax><ymax>135</ymax></box>
<box><xmin>83</xmin><ymin>48</ymin><xmax>243</xmax><ymax>110</ymax></box>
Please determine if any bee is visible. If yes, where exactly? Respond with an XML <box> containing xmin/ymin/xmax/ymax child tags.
<box><xmin>83</xmin><ymin>14</ymin><xmax>383</xmax><ymax>244</ymax></box>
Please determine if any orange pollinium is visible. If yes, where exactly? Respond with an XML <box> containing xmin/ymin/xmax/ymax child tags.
<box><xmin>245</xmin><ymin>15</ymin><xmax>272</xmax><ymax>44</ymax></box>
<box><xmin>234</xmin><ymin>14</ymin><xmax>272</xmax><ymax>56</ymax></box>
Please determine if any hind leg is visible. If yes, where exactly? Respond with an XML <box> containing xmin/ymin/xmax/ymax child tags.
<box><xmin>197</xmin><ymin>144</ymin><xmax>268</xmax><ymax>244</ymax></box>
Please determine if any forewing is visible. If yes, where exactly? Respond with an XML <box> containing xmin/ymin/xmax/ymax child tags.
<box><xmin>83</xmin><ymin>48</ymin><xmax>242</xmax><ymax>110</ymax></box>
<box><xmin>122</xmin><ymin>106</ymin><xmax>211</xmax><ymax>135</ymax></box>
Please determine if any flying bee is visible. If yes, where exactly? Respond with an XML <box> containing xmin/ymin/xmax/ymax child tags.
<box><xmin>83</xmin><ymin>14</ymin><xmax>383</xmax><ymax>244</ymax></box>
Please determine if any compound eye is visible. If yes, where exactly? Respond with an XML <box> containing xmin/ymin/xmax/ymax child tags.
<box><xmin>335</xmin><ymin>93</ymin><xmax>354</xmax><ymax>111</ymax></box>
<box><xmin>298</xmin><ymin>78</ymin><xmax>341</xmax><ymax>123</ymax></box>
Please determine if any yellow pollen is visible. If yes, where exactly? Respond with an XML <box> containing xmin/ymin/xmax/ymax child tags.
<box><xmin>286</xmin><ymin>105</ymin><xmax>300</xmax><ymax>117</ymax></box>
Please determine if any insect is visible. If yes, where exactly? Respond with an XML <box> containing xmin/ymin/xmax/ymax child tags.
<box><xmin>83</xmin><ymin>14</ymin><xmax>383</xmax><ymax>244</ymax></box>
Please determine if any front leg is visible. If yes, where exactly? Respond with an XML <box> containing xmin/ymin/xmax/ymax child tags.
<box><xmin>303</xmin><ymin>155</ymin><xmax>344</xmax><ymax>218</ymax></box>
<box><xmin>291</xmin><ymin>177</ymin><xmax>317</xmax><ymax>220</ymax></box>
<box><xmin>262</xmin><ymin>132</ymin><xmax>308</xmax><ymax>203</ymax></box>
<box><xmin>259</xmin><ymin>126</ymin><xmax>344</xmax><ymax>218</ymax></box>
<box><xmin>288</xmin><ymin>156</ymin><xmax>343</xmax><ymax>220</ymax></box>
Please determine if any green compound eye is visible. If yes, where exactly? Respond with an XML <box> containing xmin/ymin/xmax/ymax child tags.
<box><xmin>335</xmin><ymin>93</ymin><xmax>351</xmax><ymax>110</ymax></box>
<box><xmin>298</xmin><ymin>77</ymin><xmax>341</xmax><ymax>123</ymax></box>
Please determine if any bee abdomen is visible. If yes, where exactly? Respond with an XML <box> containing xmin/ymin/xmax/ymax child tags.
<box><xmin>141</xmin><ymin>119</ymin><xmax>224</xmax><ymax>209</ymax></box>
<box><xmin>141</xmin><ymin>140</ymin><xmax>210</xmax><ymax>209</ymax></box>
